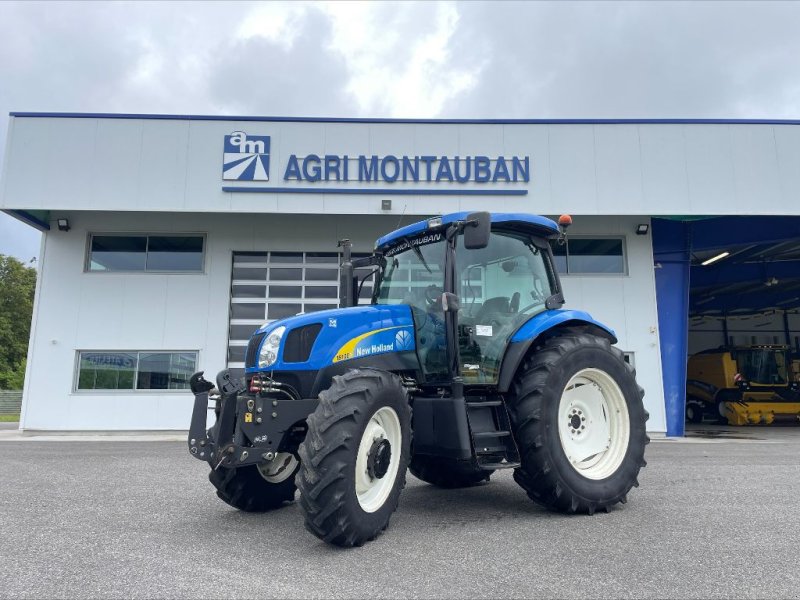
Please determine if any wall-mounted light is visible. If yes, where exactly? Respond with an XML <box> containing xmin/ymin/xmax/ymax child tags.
<box><xmin>701</xmin><ymin>251</ymin><xmax>729</xmax><ymax>266</ymax></box>
<box><xmin>381</xmin><ymin>199</ymin><xmax>392</xmax><ymax>211</ymax></box>
<box><xmin>57</xmin><ymin>218</ymin><xmax>70</xmax><ymax>232</ymax></box>
<box><xmin>635</xmin><ymin>223</ymin><xmax>649</xmax><ymax>235</ymax></box>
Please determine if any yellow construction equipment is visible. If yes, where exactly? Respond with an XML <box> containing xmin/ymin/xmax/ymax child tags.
<box><xmin>686</xmin><ymin>345</ymin><xmax>800</xmax><ymax>426</ymax></box>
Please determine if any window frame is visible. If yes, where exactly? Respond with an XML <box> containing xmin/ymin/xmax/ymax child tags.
<box><xmin>85</xmin><ymin>233</ymin><xmax>207</xmax><ymax>274</ymax></box>
<box><xmin>550</xmin><ymin>235</ymin><xmax>628</xmax><ymax>276</ymax></box>
<box><xmin>73</xmin><ymin>350</ymin><xmax>200</xmax><ymax>393</ymax></box>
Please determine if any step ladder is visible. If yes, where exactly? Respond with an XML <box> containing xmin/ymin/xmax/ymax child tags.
<box><xmin>465</xmin><ymin>398</ymin><xmax>521</xmax><ymax>471</ymax></box>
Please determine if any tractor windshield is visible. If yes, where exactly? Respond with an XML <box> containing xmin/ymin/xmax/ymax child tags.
<box><xmin>374</xmin><ymin>229</ymin><xmax>557</xmax><ymax>384</ymax></box>
<box><xmin>737</xmin><ymin>348</ymin><xmax>790</xmax><ymax>385</ymax></box>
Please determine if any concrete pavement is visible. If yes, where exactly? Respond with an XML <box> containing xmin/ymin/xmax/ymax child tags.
<box><xmin>0</xmin><ymin>427</ymin><xmax>798</xmax><ymax>598</ymax></box>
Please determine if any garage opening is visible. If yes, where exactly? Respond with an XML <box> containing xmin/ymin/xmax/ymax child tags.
<box><xmin>653</xmin><ymin>216</ymin><xmax>800</xmax><ymax>435</ymax></box>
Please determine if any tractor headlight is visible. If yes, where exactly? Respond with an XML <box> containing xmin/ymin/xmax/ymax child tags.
<box><xmin>258</xmin><ymin>326</ymin><xmax>285</xmax><ymax>368</ymax></box>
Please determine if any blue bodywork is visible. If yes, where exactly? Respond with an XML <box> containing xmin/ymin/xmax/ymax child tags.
<box><xmin>245</xmin><ymin>304</ymin><xmax>416</xmax><ymax>375</ymax></box>
<box><xmin>375</xmin><ymin>212</ymin><xmax>560</xmax><ymax>251</ymax></box>
<box><xmin>510</xmin><ymin>309</ymin><xmax>616</xmax><ymax>344</ymax></box>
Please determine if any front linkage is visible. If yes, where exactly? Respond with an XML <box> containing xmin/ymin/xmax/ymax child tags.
<box><xmin>187</xmin><ymin>370</ymin><xmax>317</xmax><ymax>470</ymax></box>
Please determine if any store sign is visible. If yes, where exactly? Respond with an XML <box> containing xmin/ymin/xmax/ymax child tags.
<box><xmin>222</xmin><ymin>131</ymin><xmax>529</xmax><ymax>195</ymax></box>
<box><xmin>223</xmin><ymin>132</ymin><xmax>271</xmax><ymax>181</ymax></box>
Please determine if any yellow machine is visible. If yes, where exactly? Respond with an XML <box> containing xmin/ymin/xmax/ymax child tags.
<box><xmin>686</xmin><ymin>345</ymin><xmax>800</xmax><ymax>426</ymax></box>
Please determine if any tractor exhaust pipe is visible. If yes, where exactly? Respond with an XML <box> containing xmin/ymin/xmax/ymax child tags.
<box><xmin>338</xmin><ymin>239</ymin><xmax>355</xmax><ymax>308</ymax></box>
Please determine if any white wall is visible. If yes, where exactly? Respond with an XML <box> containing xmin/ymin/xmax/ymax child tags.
<box><xmin>19</xmin><ymin>212</ymin><xmax>666</xmax><ymax>432</ymax></box>
<box><xmin>3</xmin><ymin>117</ymin><xmax>800</xmax><ymax>218</ymax></box>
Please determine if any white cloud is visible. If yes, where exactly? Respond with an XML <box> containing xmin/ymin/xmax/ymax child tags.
<box><xmin>322</xmin><ymin>1</ymin><xmax>483</xmax><ymax>117</ymax></box>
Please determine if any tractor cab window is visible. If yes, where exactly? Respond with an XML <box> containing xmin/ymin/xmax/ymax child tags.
<box><xmin>737</xmin><ymin>348</ymin><xmax>789</xmax><ymax>385</ymax></box>
<box><xmin>375</xmin><ymin>238</ymin><xmax>449</xmax><ymax>381</ymax></box>
<box><xmin>456</xmin><ymin>231</ymin><xmax>554</xmax><ymax>384</ymax></box>
<box><xmin>374</xmin><ymin>229</ymin><xmax>556</xmax><ymax>385</ymax></box>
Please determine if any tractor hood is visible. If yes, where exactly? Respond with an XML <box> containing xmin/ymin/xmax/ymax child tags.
<box><xmin>245</xmin><ymin>304</ymin><xmax>416</xmax><ymax>374</ymax></box>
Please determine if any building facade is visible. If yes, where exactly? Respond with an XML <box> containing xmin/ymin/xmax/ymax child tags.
<box><xmin>3</xmin><ymin>114</ymin><xmax>800</xmax><ymax>434</ymax></box>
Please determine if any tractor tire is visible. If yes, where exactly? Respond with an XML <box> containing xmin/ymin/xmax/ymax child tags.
<box><xmin>296</xmin><ymin>369</ymin><xmax>411</xmax><ymax>547</ymax></box>
<box><xmin>507</xmin><ymin>332</ymin><xmax>649</xmax><ymax>515</ymax></box>
<box><xmin>409</xmin><ymin>455</ymin><xmax>492</xmax><ymax>488</ymax></box>
<box><xmin>685</xmin><ymin>399</ymin><xmax>704</xmax><ymax>424</ymax></box>
<box><xmin>209</xmin><ymin>454</ymin><xmax>299</xmax><ymax>512</ymax></box>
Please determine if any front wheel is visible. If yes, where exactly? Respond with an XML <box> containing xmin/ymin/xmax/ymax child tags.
<box><xmin>296</xmin><ymin>369</ymin><xmax>411</xmax><ymax>547</ymax></box>
<box><xmin>209</xmin><ymin>454</ymin><xmax>299</xmax><ymax>512</ymax></box>
<box><xmin>508</xmin><ymin>333</ymin><xmax>649</xmax><ymax>514</ymax></box>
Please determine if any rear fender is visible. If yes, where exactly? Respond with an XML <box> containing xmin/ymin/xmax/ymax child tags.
<box><xmin>497</xmin><ymin>309</ymin><xmax>617</xmax><ymax>393</ymax></box>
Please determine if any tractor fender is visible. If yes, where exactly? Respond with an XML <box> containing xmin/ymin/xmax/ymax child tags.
<box><xmin>497</xmin><ymin>309</ymin><xmax>617</xmax><ymax>393</ymax></box>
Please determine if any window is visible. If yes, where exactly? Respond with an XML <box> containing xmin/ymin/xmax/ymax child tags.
<box><xmin>550</xmin><ymin>237</ymin><xmax>626</xmax><ymax>274</ymax></box>
<box><xmin>88</xmin><ymin>235</ymin><xmax>204</xmax><ymax>272</ymax></box>
<box><xmin>76</xmin><ymin>351</ymin><xmax>198</xmax><ymax>391</ymax></box>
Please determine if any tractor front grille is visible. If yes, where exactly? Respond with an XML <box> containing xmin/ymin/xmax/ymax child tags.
<box><xmin>245</xmin><ymin>332</ymin><xmax>266</xmax><ymax>368</ymax></box>
<box><xmin>283</xmin><ymin>323</ymin><xmax>323</xmax><ymax>363</ymax></box>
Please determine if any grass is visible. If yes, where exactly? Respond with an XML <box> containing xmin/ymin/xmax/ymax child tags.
<box><xmin>0</xmin><ymin>414</ymin><xmax>20</xmax><ymax>422</ymax></box>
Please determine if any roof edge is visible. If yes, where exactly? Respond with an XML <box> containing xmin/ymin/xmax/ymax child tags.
<box><xmin>9</xmin><ymin>112</ymin><xmax>800</xmax><ymax>126</ymax></box>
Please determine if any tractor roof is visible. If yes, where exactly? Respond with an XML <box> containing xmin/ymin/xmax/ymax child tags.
<box><xmin>375</xmin><ymin>212</ymin><xmax>560</xmax><ymax>251</ymax></box>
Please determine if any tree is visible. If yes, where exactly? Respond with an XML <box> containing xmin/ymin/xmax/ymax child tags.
<box><xmin>0</xmin><ymin>255</ymin><xmax>37</xmax><ymax>389</ymax></box>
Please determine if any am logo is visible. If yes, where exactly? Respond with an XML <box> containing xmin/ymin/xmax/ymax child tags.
<box><xmin>222</xmin><ymin>131</ymin><xmax>271</xmax><ymax>181</ymax></box>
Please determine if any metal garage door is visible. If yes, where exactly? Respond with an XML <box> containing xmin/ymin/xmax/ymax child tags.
<box><xmin>227</xmin><ymin>251</ymin><xmax>372</xmax><ymax>369</ymax></box>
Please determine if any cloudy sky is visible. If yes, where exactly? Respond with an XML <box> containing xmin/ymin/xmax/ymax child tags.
<box><xmin>1</xmin><ymin>0</ymin><xmax>799</xmax><ymax>262</ymax></box>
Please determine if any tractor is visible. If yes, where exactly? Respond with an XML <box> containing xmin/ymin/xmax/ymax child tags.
<box><xmin>188</xmin><ymin>212</ymin><xmax>649</xmax><ymax>546</ymax></box>
<box><xmin>686</xmin><ymin>345</ymin><xmax>800</xmax><ymax>425</ymax></box>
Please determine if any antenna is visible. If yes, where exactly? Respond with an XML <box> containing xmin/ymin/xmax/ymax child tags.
<box><xmin>394</xmin><ymin>203</ymin><xmax>408</xmax><ymax>231</ymax></box>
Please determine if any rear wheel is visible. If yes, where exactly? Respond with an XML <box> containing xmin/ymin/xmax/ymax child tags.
<box><xmin>209</xmin><ymin>455</ymin><xmax>299</xmax><ymax>512</ymax></box>
<box><xmin>409</xmin><ymin>455</ymin><xmax>492</xmax><ymax>488</ymax></box>
<box><xmin>297</xmin><ymin>369</ymin><xmax>411</xmax><ymax>547</ymax></box>
<box><xmin>508</xmin><ymin>333</ymin><xmax>649</xmax><ymax>514</ymax></box>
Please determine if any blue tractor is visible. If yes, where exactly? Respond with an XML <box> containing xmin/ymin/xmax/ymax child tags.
<box><xmin>188</xmin><ymin>212</ymin><xmax>648</xmax><ymax>546</ymax></box>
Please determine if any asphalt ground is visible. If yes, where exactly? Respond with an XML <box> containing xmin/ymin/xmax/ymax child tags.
<box><xmin>0</xmin><ymin>426</ymin><xmax>798</xmax><ymax>599</ymax></box>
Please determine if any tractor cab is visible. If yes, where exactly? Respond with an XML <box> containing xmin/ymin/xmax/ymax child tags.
<box><xmin>366</xmin><ymin>213</ymin><xmax>563</xmax><ymax>386</ymax></box>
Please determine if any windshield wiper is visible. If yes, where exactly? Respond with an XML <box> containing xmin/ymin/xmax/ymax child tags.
<box><xmin>405</xmin><ymin>237</ymin><xmax>433</xmax><ymax>273</ymax></box>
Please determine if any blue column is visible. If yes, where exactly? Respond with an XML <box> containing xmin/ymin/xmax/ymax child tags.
<box><xmin>652</xmin><ymin>219</ymin><xmax>691</xmax><ymax>437</ymax></box>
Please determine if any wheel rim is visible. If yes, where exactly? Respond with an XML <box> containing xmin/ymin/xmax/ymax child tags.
<box><xmin>257</xmin><ymin>452</ymin><xmax>298</xmax><ymax>484</ymax></box>
<box><xmin>355</xmin><ymin>406</ymin><xmax>402</xmax><ymax>513</ymax></box>
<box><xmin>557</xmin><ymin>368</ymin><xmax>630</xmax><ymax>481</ymax></box>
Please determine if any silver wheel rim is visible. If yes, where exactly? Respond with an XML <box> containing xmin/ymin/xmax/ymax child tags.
<box><xmin>557</xmin><ymin>368</ymin><xmax>630</xmax><ymax>481</ymax></box>
<box><xmin>257</xmin><ymin>452</ymin><xmax>298</xmax><ymax>484</ymax></box>
<box><xmin>355</xmin><ymin>406</ymin><xmax>402</xmax><ymax>513</ymax></box>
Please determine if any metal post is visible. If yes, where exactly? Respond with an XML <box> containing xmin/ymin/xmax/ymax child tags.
<box><xmin>653</xmin><ymin>219</ymin><xmax>691</xmax><ymax>437</ymax></box>
<box><xmin>722</xmin><ymin>314</ymin><xmax>729</xmax><ymax>346</ymax></box>
<box><xmin>783</xmin><ymin>310</ymin><xmax>792</xmax><ymax>346</ymax></box>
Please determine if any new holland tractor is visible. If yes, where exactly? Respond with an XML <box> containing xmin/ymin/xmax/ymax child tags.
<box><xmin>188</xmin><ymin>212</ymin><xmax>649</xmax><ymax>546</ymax></box>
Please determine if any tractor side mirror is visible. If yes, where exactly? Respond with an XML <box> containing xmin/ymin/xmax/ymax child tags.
<box><xmin>464</xmin><ymin>212</ymin><xmax>490</xmax><ymax>249</ymax></box>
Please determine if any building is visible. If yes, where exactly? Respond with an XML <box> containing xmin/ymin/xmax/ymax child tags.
<box><xmin>2</xmin><ymin>113</ymin><xmax>799</xmax><ymax>434</ymax></box>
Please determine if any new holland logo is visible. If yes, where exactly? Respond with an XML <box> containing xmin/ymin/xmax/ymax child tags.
<box><xmin>395</xmin><ymin>329</ymin><xmax>413</xmax><ymax>351</ymax></box>
<box><xmin>223</xmin><ymin>131</ymin><xmax>271</xmax><ymax>181</ymax></box>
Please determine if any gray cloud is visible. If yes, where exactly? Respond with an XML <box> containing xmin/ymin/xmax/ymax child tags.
<box><xmin>447</xmin><ymin>2</ymin><xmax>800</xmax><ymax>118</ymax></box>
<box><xmin>206</xmin><ymin>9</ymin><xmax>351</xmax><ymax>117</ymax></box>
<box><xmin>2</xmin><ymin>1</ymin><xmax>800</xmax><ymax>260</ymax></box>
